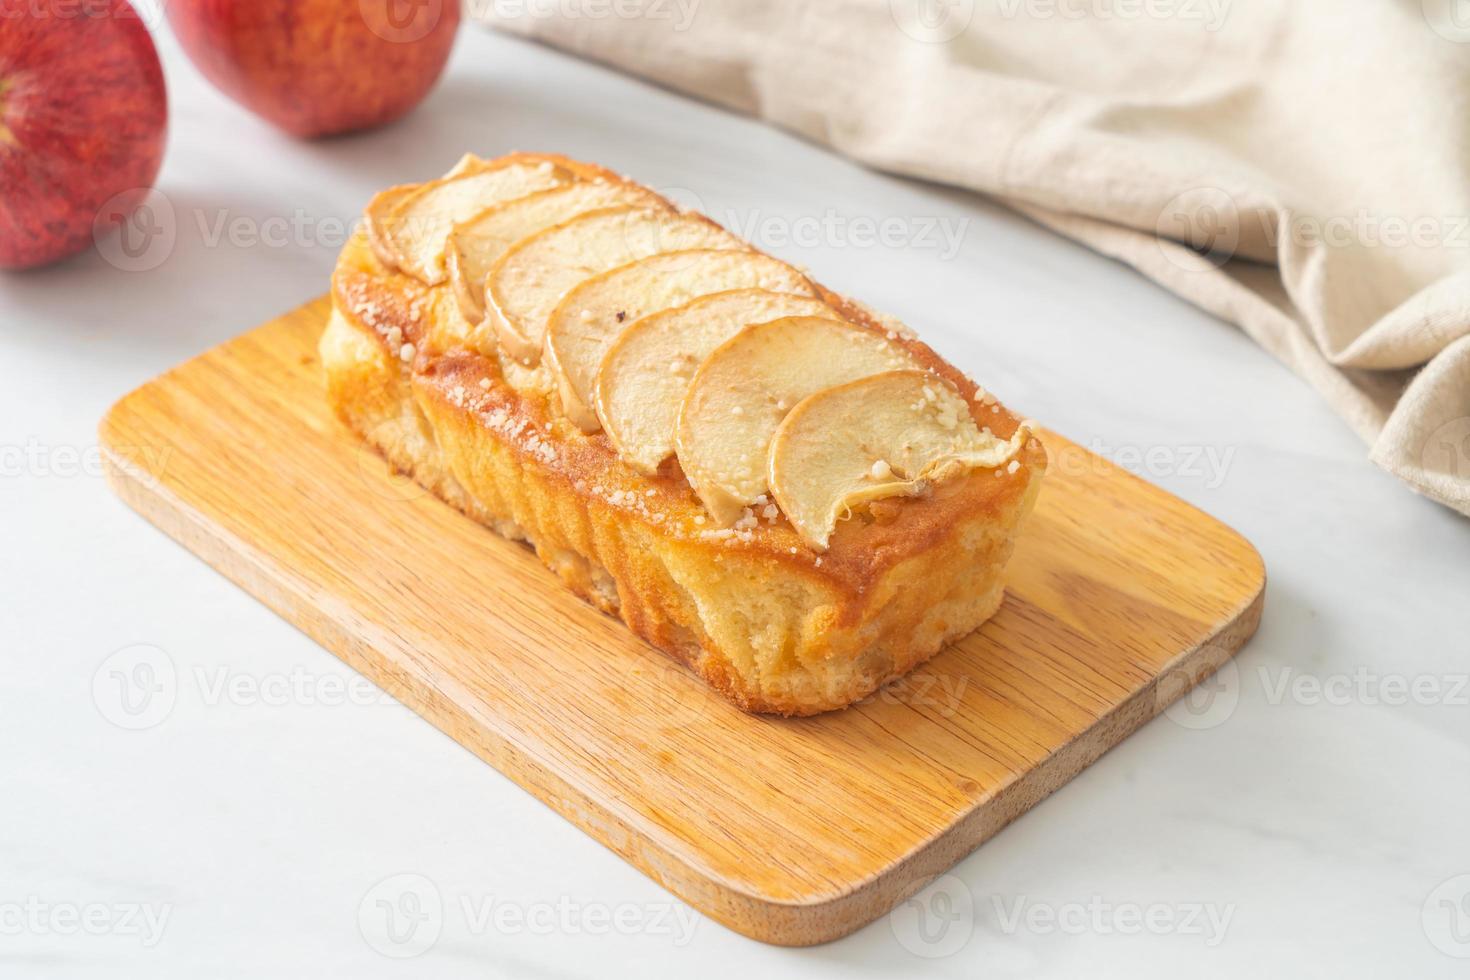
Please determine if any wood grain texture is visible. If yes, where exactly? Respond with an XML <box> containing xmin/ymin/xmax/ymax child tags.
<box><xmin>98</xmin><ymin>297</ymin><xmax>1265</xmax><ymax>946</ymax></box>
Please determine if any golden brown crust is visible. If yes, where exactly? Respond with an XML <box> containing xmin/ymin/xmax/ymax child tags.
<box><xmin>322</xmin><ymin>152</ymin><xmax>1047</xmax><ymax>714</ymax></box>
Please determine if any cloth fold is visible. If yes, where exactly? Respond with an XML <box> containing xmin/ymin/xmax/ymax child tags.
<box><xmin>480</xmin><ymin>0</ymin><xmax>1470</xmax><ymax>516</ymax></box>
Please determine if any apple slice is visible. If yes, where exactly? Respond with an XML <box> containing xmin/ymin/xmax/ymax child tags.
<box><xmin>675</xmin><ymin>317</ymin><xmax>921</xmax><ymax>524</ymax></box>
<box><xmin>363</xmin><ymin>183</ymin><xmax>421</xmax><ymax>269</ymax></box>
<box><xmin>365</xmin><ymin>156</ymin><xmax>493</xmax><ymax>269</ymax></box>
<box><xmin>486</xmin><ymin>207</ymin><xmax>747</xmax><ymax>365</ymax></box>
<box><xmin>372</xmin><ymin>157</ymin><xmax>575</xmax><ymax>284</ymax></box>
<box><xmin>768</xmin><ymin>371</ymin><xmax>1032</xmax><ymax>549</ymax></box>
<box><xmin>446</xmin><ymin>181</ymin><xmax>666</xmax><ymax>326</ymax></box>
<box><xmin>545</xmin><ymin>251</ymin><xmax>820</xmax><ymax>431</ymax></box>
<box><xmin>596</xmin><ymin>290</ymin><xmax>839</xmax><ymax>474</ymax></box>
<box><xmin>445</xmin><ymin>154</ymin><xmax>490</xmax><ymax>177</ymax></box>
<box><xmin>365</xmin><ymin>155</ymin><xmax>488</xmax><ymax>266</ymax></box>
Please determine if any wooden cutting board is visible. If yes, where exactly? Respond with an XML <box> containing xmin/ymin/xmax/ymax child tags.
<box><xmin>99</xmin><ymin>297</ymin><xmax>1264</xmax><ymax>947</ymax></box>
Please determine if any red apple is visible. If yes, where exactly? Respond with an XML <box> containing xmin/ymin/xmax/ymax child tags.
<box><xmin>167</xmin><ymin>0</ymin><xmax>462</xmax><ymax>138</ymax></box>
<box><xmin>0</xmin><ymin>0</ymin><xmax>168</xmax><ymax>270</ymax></box>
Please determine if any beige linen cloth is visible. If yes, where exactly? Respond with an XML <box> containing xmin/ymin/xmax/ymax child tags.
<box><xmin>480</xmin><ymin>0</ymin><xmax>1470</xmax><ymax>517</ymax></box>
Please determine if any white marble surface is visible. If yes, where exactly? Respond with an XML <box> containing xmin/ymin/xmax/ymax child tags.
<box><xmin>4</xmin><ymin>23</ymin><xmax>1469</xmax><ymax>980</ymax></box>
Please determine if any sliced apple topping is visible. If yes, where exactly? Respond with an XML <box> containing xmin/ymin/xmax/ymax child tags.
<box><xmin>363</xmin><ymin>183</ymin><xmax>420</xmax><ymax>270</ymax></box>
<box><xmin>675</xmin><ymin>317</ymin><xmax>921</xmax><ymax>524</ymax></box>
<box><xmin>596</xmin><ymin>290</ymin><xmax>839</xmax><ymax>474</ymax></box>
<box><xmin>767</xmin><ymin>371</ymin><xmax>1031</xmax><ymax>550</ymax></box>
<box><xmin>486</xmin><ymin>206</ymin><xmax>747</xmax><ymax>365</ymax></box>
<box><xmin>371</xmin><ymin>158</ymin><xmax>575</xmax><ymax>284</ymax></box>
<box><xmin>545</xmin><ymin>251</ymin><xmax>819</xmax><ymax>432</ymax></box>
<box><xmin>446</xmin><ymin>181</ymin><xmax>666</xmax><ymax>326</ymax></box>
<box><xmin>444</xmin><ymin>153</ymin><xmax>491</xmax><ymax>178</ymax></box>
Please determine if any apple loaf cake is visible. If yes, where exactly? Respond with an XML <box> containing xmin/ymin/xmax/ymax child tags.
<box><xmin>321</xmin><ymin>152</ymin><xmax>1047</xmax><ymax>715</ymax></box>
